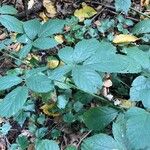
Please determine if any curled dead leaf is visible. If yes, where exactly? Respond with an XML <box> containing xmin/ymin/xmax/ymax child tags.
<box><xmin>103</xmin><ymin>79</ymin><xmax>113</xmax><ymax>88</ymax></box>
<box><xmin>113</xmin><ymin>34</ymin><xmax>139</xmax><ymax>44</ymax></box>
<box><xmin>43</xmin><ymin>0</ymin><xmax>57</xmax><ymax>18</ymax></box>
<box><xmin>141</xmin><ymin>0</ymin><xmax>150</xmax><ymax>6</ymax></box>
<box><xmin>28</xmin><ymin>0</ymin><xmax>35</xmax><ymax>10</ymax></box>
<box><xmin>74</xmin><ymin>4</ymin><xmax>97</xmax><ymax>22</ymax></box>
<box><xmin>39</xmin><ymin>12</ymin><xmax>49</xmax><ymax>23</ymax></box>
<box><xmin>0</xmin><ymin>33</ymin><xmax>7</xmax><ymax>40</ymax></box>
<box><xmin>41</xmin><ymin>103</ymin><xmax>60</xmax><ymax>117</ymax></box>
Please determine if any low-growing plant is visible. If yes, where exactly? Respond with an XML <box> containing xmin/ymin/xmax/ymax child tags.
<box><xmin>0</xmin><ymin>1</ymin><xmax>150</xmax><ymax>149</ymax></box>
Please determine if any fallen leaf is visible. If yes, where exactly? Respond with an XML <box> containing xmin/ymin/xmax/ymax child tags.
<box><xmin>47</xmin><ymin>56</ymin><xmax>59</xmax><ymax>69</ymax></box>
<box><xmin>74</xmin><ymin>4</ymin><xmax>97</xmax><ymax>22</ymax></box>
<box><xmin>0</xmin><ymin>33</ymin><xmax>7</xmax><ymax>40</ymax></box>
<box><xmin>39</xmin><ymin>12</ymin><xmax>49</xmax><ymax>22</ymax></box>
<box><xmin>141</xmin><ymin>0</ymin><xmax>150</xmax><ymax>6</ymax></box>
<box><xmin>103</xmin><ymin>79</ymin><xmax>112</xmax><ymax>88</ymax></box>
<box><xmin>41</xmin><ymin>103</ymin><xmax>60</xmax><ymax>117</ymax></box>
<box><xmin>113</xmin><ymin>34</ymin><xmax>139</xmax><ymax>44</ymax></box>
<box><xmin>54</xmin><ymin>35</ymin><xmax>64</xmax><ymax>44</ymax></box>
<box><xmin>43</xmin><ymin>0</ymin><xmax>57</xmax><ymax>18</ymax></box>
<box><xmin>28</xmin><ymin>0</ymin><xmax>35</xmax><ymax>10</ymax></box>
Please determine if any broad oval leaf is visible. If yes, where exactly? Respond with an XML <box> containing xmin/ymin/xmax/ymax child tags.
<box><xmin>126</xmin><ymin>107</ymin><xmax>150</xmax><ymax>149</ymax></box>
<box><xmin>38</xmin><ymin>19</ymin><xmax>65</xmax><ymax>37</ymax></box>
<box><xmin>23</xmin><ymin>19</ymin><xmax>41</xmax><ymax>40</ymax></box>
<box><xmin>0</xmin><ymin>15</ymin><xmax>23</xmax><ymax>33</ymax></box>
<box><xmin>0</xmin><ymin>86</ymin><xmax>28</xmax><ymax>117</ymax></box>
<box><xmin>72</xmin><ymin>66</ymin><xmax>102</xmax><ymax>93</ymax></box>
<box><xmin>83</xmin><ymin>106</ymin><xmax>118</xmax><ymax>130</ymax></box>
<box><xmin>36</xmin><ymin>139</ymin><xmax>59</xmax><ymax>150</ymax></box>
<box><xmin>81</xmin><ymin>134</ymin><xmax>120</xmax><ymax>150</ymax></box>
<box><xmin>132</xmin><ymin>19</ymin><xmax>150</xmax><ymax>34</ymax></box>
<box><xmin>33</xmin><ymin>37</ymin><xmax>57</xmax><ymax>49</ymax></box>
<box><xmin>0</xmin><ymin>5</ymin><xmax>17</xmax><ymax>15</ymax></box>
<box><xmin>0</xmin><ymin>75</ymin><xmax>22</xmax><ymax>91</ymax></box>
<box><xmin>25</xmin><ymin>74</ymin><xmax>53</xmax><ymax>93</ymax></box>
<box><xmin>73</xmin><ymin>39</ymin><xmax>101</xmax><ymax>63</ymax></box>
<box><xmin>58</xmin><ymin>47</ymin><xmax>74</xmax><ymax>64</ymax></box>
<box><xmin>130</xmin><ymin>76</ymin><xmax>150</xmax><ymax>108</ymax></box>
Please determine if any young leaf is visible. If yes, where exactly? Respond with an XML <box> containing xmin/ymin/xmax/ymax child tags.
<box><xmin>81</xmin><ymin>134</ymin><xmax>120</xmax><ymax>150</ymax></box>
<box><xmin>35</xmin><ymin>139</ymin><xmax>59</xmax><ymax>150</ymax></box>
<box><xmin>33</xmin><ymin>37</ymin><xmax>57</xmax><ymax>49</ymax></box>
<box><xmin>132</xmin><ymin>19</ymin><xmax>150</xmax><ymax>34</ymax></box>
<box><xmin>126</xmin><ymin>107</ymin><xmax>150</xmax><ymax>149</ymax></box>
<box><xmin>18</xmin><ymin>43</ymin><xmax>32</xmax><ymax>59</ymax></box>
<box><xmin>23</xmin><ymin>19</ymin><xmax>41</xmax><ymax>40</ymax></box>
<box><xmin>83</xmin><ymin>107</ymin><xmax>118</xmax><ymax>130</ymax></box>
<box><xmin>0</xmin><ymin>5</ymin><xmax>17</xmax><ymax>15</ymax></box>
<box><xmin>0</xmin><ymin>15</ymin><xmax>23</xmax><ymax>33</ymax></box>
<box><xmin>115</xmin><ymin>0</ymin><xmax>131</xmax><ymax>14</ymax></box>
<box><xmin>0</xmin><ymin>75</ymin><xmax>22</xmax><ymax>91</ymax></box>
<box><xmin>130</xmin><ymin>76</ymin><xmax>150</xmax><ymax>108</ymax></box>
<box><xmin>0</xmin><ymin>86</ymin><xmax>28</xmax><ymax>117</ymax></box>
<box><xmin>72</xmin><ymin>66</ymin><xmax>102</xmax><ymax>93</ymax></box>
<box><xmin>25</xmin><ymin>74</ymin><xmax>53</xmax><ymax>93</ymax></box>
<box><xmin>58</xmin><ymin>47</ymin><xmax>74</xmax><ymax>64</ymax></box>
<box><xmin>38</xmin><ymin>19</ymin><xmax>65</xmax><ymax>37</ymax></box>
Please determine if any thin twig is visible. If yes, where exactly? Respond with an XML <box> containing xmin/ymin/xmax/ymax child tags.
<box><xmin>77</xmin><ymin>131</ymin><xmax>92</xmax><ymax>148</ymax></box>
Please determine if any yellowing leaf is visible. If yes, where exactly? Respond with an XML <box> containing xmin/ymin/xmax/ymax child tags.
<box><xmin>43</xmin><ymin>0</ymin><xmax>57</xmax><ymax>18</ymax></box>
<box><xmin>113</xmin><ymin>34</ymin><xmax>139</xmax><ymax>44</ymax></box>
<box><xmin>47</xmin><ymin>56</ymin><xmax>59</xmax><ymax>69</ymax></box>
<box><xmin>54</xmin><ymin>35</ymin><xmax>64</xmax><ymax>44</ymax></box>
<box><xmin>119</xmin><ymin>99</ymin><xmax>135</xmax><ymax>108</ymax></box>
<box><xmin>41</xmin><ymin>103</ymin><xmax>59</xmax><ymax>117</ymax></box>
<box><xmin>74</xmin><ymin>4</ymin><xmax>97</xmax><ymax>22</ymax></box>
<box><xmin>141</xmin><ymin>0</ymin><xmax>150</xmax><ymax>6</ymax></box>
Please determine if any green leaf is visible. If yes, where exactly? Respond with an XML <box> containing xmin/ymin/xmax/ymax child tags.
<box><xmin>132</xmin><ymin>19</ymin><xmax>150</xmax><ymax>34</ymax></box>
<box><xmin>83</xmin><ymin>107</ymin><xmax>118</xmax><ymax>130</ymax></box>
<box><xmin>57</xmin><ymin>95</ymin><xmax>68</xmax><ymax>109</ymax></box>
<box><xmin>58</xmin><ymin>47</ymin><xmax>74</xmax><ymax>64</ymax></box>
<box><xmin>130</xmin><ymin>76</ymin><xmax>150</xmax><ymax>108</ymax></box>
<box><xmin>23</xmin><ymin>19</ymin><xmax>41</xmax><ymax>40</ymax></box>
<box><xmin>33</xmin><ymin>37</ymin><xmax>57</xmax><ymax>49</ymax></box>
<box><xmin>125</xmin><ymin>47</ymin><xmax>150</xmax><ymax>69</ymax></box>
<box><xmin>113</xmin><ymin>114</ymin><xmax>131</xmax><ymax>150</ymax></box>
<box><xmin>0</xmin><ymin>15</ymin><xmax>23</xmax><ymax>33</ymax></box>
<box><xmin>0</xmin><ymin>86</ymin><xmax>28</xmax><ymax>117</ymax></box>
<box><xmin>25</xmin><ymin>73</ymin><xmax>53</xmax><ymax>93</ymax></box>
<box><xmin>0</xmin><ymin>5</ymin><xmax>17</xmax><ymax>15</ymax></box>
<box><xmin>126</xmin><ymin>107</ymin><xmax>150</xmax><ymax>149</ymax></box>
<box><xmin>72</xmin><ymin>66</ymin><xmax>102</xmax><ymax>93</ymax></box>
<box><xmin>73</xmin><ymin>39</ymin><xmax>101</xmax><ymax>63</ymax></box>
<box><xmin>0</xmin><ymin>122</ymin><xmax>11</xmax><ymax>135</ymax></box>
<box><xmin>38</xmin><ymin>19</ymin><xmax>65</xmax><ymax>37</ymax></box>
<box><xmin>48</xmin><ymin>65</ymin><xmax>72</xmax><ymax>80</ymax></box>
<box><xmin>0</xmin><ymin>75</ymin><xmax>22</xmax><ymax>91</ymax></box>
<box><xmin>18</xmin><ymin>43</ymin><xmax>32</xmax><ymax>59</ymax></box>
<box><xmin>81</xmin><ymin>134</ymin><xmax>120</xmax><ymax>150</ymax></box>
<box><xmin>36</xmin><ymin>139</ymin><xmax>59</xmax><ymax>150</ymax></box>
<box><xmin>115</xmin><ymin>0</ymin><xmax>131</xmax><ymax>14</ymax></box>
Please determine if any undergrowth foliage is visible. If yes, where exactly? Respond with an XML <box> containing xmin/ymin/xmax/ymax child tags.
<box><xmin>0</xmin><ymin>1</ymin><xmax>150</xmax><ymax>150</ymax></box>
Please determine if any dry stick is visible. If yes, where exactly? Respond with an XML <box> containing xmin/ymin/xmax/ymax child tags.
<box><xmin>77</xmin><ymin>130</ymin><xmax>92</xmax><ymax>148</ymax></box>
<box><xmin>92</xmin><ymin>1</ymin><xmax>150</xmax><ymax>19</ymax></box>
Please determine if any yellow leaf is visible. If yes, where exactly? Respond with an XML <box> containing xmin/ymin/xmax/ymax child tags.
<box><xmin>74</xmin><ymin>4</ymin><xmax>97</xmax><ymax>22</ymax></box>
<box><xmin>113</xmin><ymin>34</ymin><xmax>139</xmax><ymax>44</ymax></box>
<box><xmin>41</xmin><ymin>103</ymin><xmax>59</xmax><ymax>117</ymax></box>
<box><xmin>54</xmin><ymin>35</ymin><xmax>64</xmax><ymax>44</ymax></box>
<box><xmin>47</xmin><ymin>57</ymin><xmax>59</xmax><ymax>69</ymax></box>
<box><xmin>119</xmin><ymin>99</ymin><xmax>135</xmax><ymax>108</ymax></box>
<box><xmin>43</xmin><ymin>0</ymin><xmax>57</xmax><ymax>18</ymax></box>
<box><xmin>141</xmin><ymin>0</ymin><xmax>150</xmax><ymax>6</ymax></box>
